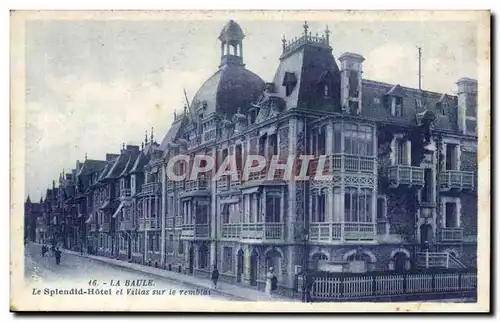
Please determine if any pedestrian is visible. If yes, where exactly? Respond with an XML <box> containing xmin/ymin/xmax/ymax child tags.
<box><xmin>265</xmin><ymin>267</ymin><xmax>276</xmax><ymax>299</ymax></box>
<box><xmin>211</xmin><ymin>265</ymin><xmax>219</xmax><ymax>289</ymax></box>
<box><xmin>54</xmin><ymin>247</ymin><xmax>61</xmax><ymax>265</ymax></box>
<box><xmin>41</xmin><ymin>244</ymin><xmax>47</xmax><ymax>257</ymax></box>
<box><xmin>50</xmin><ymin>244</ymin><xmax>56</xmax><ymax>257</ymax></box>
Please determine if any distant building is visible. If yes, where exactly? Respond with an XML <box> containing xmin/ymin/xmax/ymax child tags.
<box><xmin>32</xmin><ymin>20</ymin><xmax>477</xmax><ymax>294</ymax></box>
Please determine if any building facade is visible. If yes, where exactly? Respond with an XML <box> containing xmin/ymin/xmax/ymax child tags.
<box><xmin>27</xmin><ymin>20</ymin><xmax>478</xmax><ymax>293</ymax></box>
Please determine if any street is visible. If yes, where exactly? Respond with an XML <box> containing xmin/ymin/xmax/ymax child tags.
<box><xmin>24</xmin><ymin>243</ymin><xmax>234</xmax><ymax>301</ymax></box>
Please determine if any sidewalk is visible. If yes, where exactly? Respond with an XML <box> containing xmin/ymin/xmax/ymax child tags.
<box><xmin>57</xmin><ymin>246</ymin><xmax>298</xmax><ymax>302</ymax></box>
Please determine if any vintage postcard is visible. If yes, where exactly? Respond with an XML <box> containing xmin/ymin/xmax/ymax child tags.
<box><xmin>10</xmin><ymin>10</ymin><xmax>490</xmax><ymax>312</ymax></box>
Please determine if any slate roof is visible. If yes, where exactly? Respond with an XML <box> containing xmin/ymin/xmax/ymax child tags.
<box><xmin>104</xmin><ymin>153</ymin><xmax>129</xmax><ymax>180</ymax></box>
<box><xmin>191</xmin><ymin>63</ymin><xmax>265</xmax><ymax>118</ymax></box>
<box><xmin>119</xmin><ymin>152</ymin><xmax>140</xmax><ymax>177</ymax></box>
<box><xmin>271</xmin><ymin>44</ymin><xmax>341</xmax><ymax>111</ymax></box>
<box><xmin>159</xmin><ymin>118</ymin><xmax>184</xmax><ymax>157</ymax></box>
<box><xmin>219</xmin><ymin>20</ymin><xmax>245</xmax><ymax>42</ymax></box>
<box><xmin>360</xmin><ymin>79</ymin><xmax>458</xmax><ymax>131</ymax></box>
<box><xmin>76</xmin><ymin>159</ymin><xmax>106</xmax><ymax>176</ymax></box>
<box><xmin>131</xmin><ymin>152</ymin><xmax>150</xmax><ymax>173</ymax></box>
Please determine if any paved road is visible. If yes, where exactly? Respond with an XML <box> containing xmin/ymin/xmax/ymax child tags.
<box><xmin>24</xmin><ymin>243</ymin><xmax>234</xmax><ymax>301</ymax></box>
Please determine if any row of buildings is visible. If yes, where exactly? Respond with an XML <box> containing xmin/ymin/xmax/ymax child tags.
<box><xmin>25</xmin><ymin>20</ymin><xmax>478</xmax><ymax>292</ymax></box>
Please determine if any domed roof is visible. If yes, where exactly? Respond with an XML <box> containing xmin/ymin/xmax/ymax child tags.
<box><xmin>219</xmin><ymin>20</ymin><xmax>245</xmax><ymax>42</ymax></box>
<box><xmin>191</xmin><ymin>64</ymin><xmax>265</xmax><ymax>117</ymax></box>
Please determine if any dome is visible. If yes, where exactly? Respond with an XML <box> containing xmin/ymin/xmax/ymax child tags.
<box><xmin>219</xmin><ymin>20</ymin><xmax>245</xmax><ymax>42</ymax></box>
<box><xmin>191</xmin><ymin>64</ymin><xmax>265</xmax><ymax>117</ymax></box>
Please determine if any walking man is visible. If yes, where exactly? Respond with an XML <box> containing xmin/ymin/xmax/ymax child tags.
<box><xmin>211</xmin><ymin>265</ymin><xmax>219</xmax><ymax>289</ymax></box>
<box><xmin>54</xmin><ymin>247</ymin><xmax>62</xmax><ymax>265</ymax></box>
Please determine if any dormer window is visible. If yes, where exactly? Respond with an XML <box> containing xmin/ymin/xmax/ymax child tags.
<box><xmin>323</xmin><ymin>84</ymin><xmax>330</xmax><ymax>98</ymax></box>
<box><xmin>283</xmin><ymin>72</ymin><xmax>297</xmax><ymax>97</ymax></box>
<box><xmin>394</xmin><ymin>97</ymin><xmax>403</xmax><ymax>117</ymax></box>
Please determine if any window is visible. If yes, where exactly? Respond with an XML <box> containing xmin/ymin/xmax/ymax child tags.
<box><xmin>235</xmin><ymin>145</ymin><xmax>243</xmax><ymax>171</ymax></box>
<box><xmin>265</xmin><ymin>196</ymin><xmax>281</xmax><ymax>223</ymax></box>
<box><xmin>222</xmin><ymin>247</ymin><xmax>233</xmax><ymax>273</ymax></box>
<box><xmin>149</xmin><ymin>234</ymin><xmax>153</xmax><ymax>251</ymax></box>
<box><xmin>445</xmin><ymin>144</ymin><xmax>458</xmax><ymax>170</ymax></box>
<box><xmin>345</xmin><ymin>188</ymin><xmax>373</xmax><ymax>222</ymax></box>
<box><xmin>286</xmin><ymin>83</ymin><xmax>294</xmax><ymax>96</ymax></box>
<box><xmin>318</xmin><ymin>127</ymin><xmax>326</xmax><ymax>156</ymax></box>
<box><xmin>311</xmin><ymin>190</ymin><xmax>326</xmax><ymax>222</ymax></box>
<box><xmin>392</xmin><ymin>97</ymin><xmax>403</xmax><ymax>117</ymax></box>
<box><xmin>323</xmin><ymin>84</ymin><xmax>330</xmax><ymax>98</ymax></box>
<box><xmin>178</xmin><ymin>240</ymin><xmax>184</xmax><ymax>255</ymax></box>
<box><xmin>268</xmin><ymin>134</ymin><xmax>278</xmax><ymax>157</ymax></box>
<box><xmin>333</xmin><ymin>124</ymin><xmax>342</xmax><ymax>153</ymax></box>
<box><xmin>221</xmin><ymin>205</ymin><xmax>229</xmax><ymax>224</ymax></box>
<box><xmin>167</xmin><ymin>234</ymin><xmax>173</xmax><ymax>254</ymax></box>
<box><xmin>343</xmin><ymin>124</ymin><xmax>373</xmax><ymax>156</ymax></box>
<box><xmin>348</xmin><ymin>71</ymin><xmax>359</xmax><ymax>97</ymax></box>
<box><xmin>396</xmin><ymin>140</ymin><xmax>408</xmax><ymax>165</ymax></box>
<box><xmin>377</xmin><ymin>196</ymin><xmax>386</xmax><ymax>221</ymax></box>
<box><xmin>415</xmin><ymin>98</ymin><xmax>422</xmax><ymax>109</ymax></box>
<box><xmin>445</xmin><ymin>202</ymin><xmax>458</xmax><ymax>228</ymax></box>
<box><xmin>421</xmin><ymin>169</ymin><xmax>433</xmax><ymax>203</ymax></box>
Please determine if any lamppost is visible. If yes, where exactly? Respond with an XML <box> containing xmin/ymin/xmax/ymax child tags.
<box><xmin>301</xmin><ymin>228</ymin><xmax>309</xmax><ymax>302</ymax></box>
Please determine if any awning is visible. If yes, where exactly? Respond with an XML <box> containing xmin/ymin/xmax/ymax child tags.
<box><xmin>112</xmin><ymin>202</ymin><xmax>124</xmax><ymax>219</ymax></box>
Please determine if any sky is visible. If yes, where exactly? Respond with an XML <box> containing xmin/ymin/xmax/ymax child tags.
<box><xmin>24</xmin><ymin>17</ymin><xmax>478</xmax><ymax>199</ymax></box>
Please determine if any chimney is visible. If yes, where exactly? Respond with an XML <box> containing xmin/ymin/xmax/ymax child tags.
<box><xmin>338</xmin><ymin>52</ymin><xmax>365</xmax><ymax>115</ymax></box>
<box><xmin>456</xmin><ymin>77</ymin><xmax>477</xmax><ymax>135</ymax></box>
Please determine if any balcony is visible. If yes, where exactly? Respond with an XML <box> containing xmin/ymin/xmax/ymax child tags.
<box><xmin>180</xmin><ymin>223</ymin><xmax>210</xmax><ymax>240</ymax></box>
<box><xmin>438</xmin><ymin>227</ymin><xmax>464</xmax><ymax>243</ymax></box>
<box><xmin>439</xmin><ymin>170</ymin><xmax>475</xmax><ymax>192</ymax></box>
<box><xmin>310</xmin><ymin>154</ymin><xmax>376</xmax><ymax>177</ymax></box>
<box><xmin>119</xmin><ymin>220</ymin><xmax>134</xmax><ymax>231</ymax></box>
<box><xmin>388</xmin><ymin>165</ymin><xmax>424</xmax><ymax>188</ymax></box>
<box><xmin>220</xmin><ymin>223</ymin><xmax>285</xmax><ymax>243</ymax></box>
<box><xmin>142</xmin><ymin>182</ymin><xmax>161</xmax><ymax>196</ymax></box>
<box><xmin>309</xmin><ymin>222</ymin><xmax>376</xmax><ymax>242</ymax></box>
<box><xmin>184</xmin><ymin>178</ymin><xmax>209</xmax><ymax>192</ymax></box>
<box><xmin>138</xmin><ymin>217</ymin><xmax>160</xmax><ymax>230</ymax></box>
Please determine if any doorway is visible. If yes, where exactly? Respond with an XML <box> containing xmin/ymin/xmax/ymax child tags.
<box><xmin>420</xmin><ymin>223</ymin><xmax>433</xmax><ymax>250</ymax></box>
<box><xmin>237</xmin><ymin>249</ymin><xmax>244</xmax><ymax>283</ymax></box>
<box><xmin>250</xmin><ymin>249</ymin><xmax>258</xmax><ymax>286</ymax></box>
<box><xmin>188</xmin><ymin>247</ymin><xmax>194</xmax><ymax>274</ymax></box>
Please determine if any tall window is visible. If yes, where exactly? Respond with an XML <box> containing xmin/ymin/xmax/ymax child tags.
<box><xmin>445</xmin><ymin>202</ymin><xmax>458</xmax><ymax>228</ymax></box>
<box><xmin>394</xmin><ymin>97</ymin><xmax>403</xmax><ymax>117</ymax></box>
<box><xmin>311</xmin><ymin>190</ymin><xmax>326</xmax><ymax>222</ymax></box>
<box><xmin>343</xmin><ymin>124</ymin><xmax>373</xmax><ymax>156</ymax></box>
<box><xmin>396</xmin><ymin>140</ymin><xmax>408</xmax><ymax>165</ymax></box>
<box><xmin>421</xmin><ymin>169</ymin><xmax>433</xmax><ymax>203</ymax></box>
<box><xmin>348</xmin><ymin>71</ymin><xmax>359</xmax><ymax>97</ymax></box>
<box><xmin>265</xmin><ymin>196</ymin><xmax>281</xmax><ymax>223</ymax></box>
<box><xmin>445</xmin><ymin>144</ymin><xmax>458</xmax><ymax>170</ymax></box>
<box><xmin>221</xmin><ymin>205</ymin><xmax>229</xmax><ymax>224</ymax></box>
<box><xmin>324</xmin><ymin>84</ymin><xmax>330</xmax><ymax>98</ymax></box>
<box><xmin>377</xmin><ymin>196</ymin><xmax>386</xmax><ymax>221</ymax></box>
<box><xmin>333</xmin><ymin>124</ymin><xmax>342</xmax><ymax>153</ymax></box>
<box><xmin>167</xmin><ymin>234</ymin><xmax>173</xmax><ymax>254</ymax></box>
<box><xmin>345</xmin><ymin>188</ymin><xmax>372</xmax><ymax>222</ymax></box>
<box><xmin>196</xmin><ymin>202</ymin><xmax>209</xmax><ymax>224</ymax></box>
<box><xmin>178</xmin><ymin>240</ymin><xmax>184</xmax><ymax>255</ymax></box>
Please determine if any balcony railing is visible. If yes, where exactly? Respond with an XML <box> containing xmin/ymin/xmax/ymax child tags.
<box><xmin>184</xmin><ymin>178</ymin><xmax>209</xmax><ymax>192</ymax></box>
<box><xmin>180</xmin><ymin>223</ymin><xmax>210</xmax><ymax>239</ymax></box>
<box><xmin>309</xmin><ymin>154</ymin><xmax>376</xmax><ymax>177</ymax></box>
<box><xmin>416</xmin><ymin>251</ymin><xmax>449</xmax><ymax>268</ymax></box>
<box><xmin>438</xmin><ymin>227</ymin><xmax>464</xmax><ymax>243</ymax></box>
<box><xmin>142</xmin><ymin>182</ymin><xmax>161</xmax><ymax>195</ymax></box>
<box><xmin>138</xmin><ymin>217</ymin><xmax>160</xmax><ymax>230</ymax></box>
<box><xmin>388</xmin><ymin>165</ymin><xmax>425</xmax><ymax>188</ymax></box>
<box><xmin>220</xmin><ymin>223</ymin><xmax>285</xmax><ymax>242</ymax></box>
<box><xmin>439</xmin><ymin>170</ymin><xmax>475</xmax><ymax>191</ymax></box>
<box><xmin>309</xmin><ymin>222</ymin><xmax>376</xmax><ymax>242</ymax></box>
<box><xmin>119</xmin><ymin>188</ymin><xmax>131</xmax><ymax>199</ymax></box>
